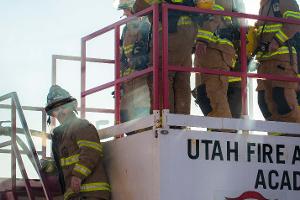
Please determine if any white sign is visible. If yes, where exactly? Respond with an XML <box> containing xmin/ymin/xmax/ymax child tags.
<box><xmin>159</xmin><ymin>131</ymin><xmax>300</xmax><ymax>200</ymax></box>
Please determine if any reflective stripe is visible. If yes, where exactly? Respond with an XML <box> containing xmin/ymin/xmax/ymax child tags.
<box><xmin>213</xmin><ymin>4</ymin><xmax>224</xmax><ymax>11</ymax></box>
<box><xmin>77</xmin><ymin>140</ymin><xmax>103</xmax><ymax>153</ymax></box>
<box><xmin>171</xmin><ymin>0</ymin><xmax>183</xmax><ymax>3</ymax></box>
<box><xmin>64</xmin><ymin>183</ymin><xmax>111</xmax><ymax>200</ymax></box>
<box><xmin>74</xmin><ymin>163</ymin><xmax>92</xmax><ymax>177</ymax></box>
<box><xmin>275</xmin><ymin>30</ymin><xmax>289</xmax><ymax>43</ymax></box>
<box><xmin>177</xmin><ymin>16</ymin><xmax>192</xmax><ymax>26</ymax></box>
<box><xmin>270</xmin><ymin>132</ymin><xmax>284</xmax><ymax>136</ymax></box>
<box><xmin>257</xmin><ymin>46</ymin><xmax>296</xmax><ymax>59</ymax></box>
<box><xmin>228</xmin><ymin>76</ymin><xmax>241</xmax><ymax>83</ymax></box>
<box><xmin>81</xmin><ymin>182</ymin><xmax>111</xmax><ymax>192</ymax></box>
<box><xmin>197</xmin><ymin>29</ymin><xmax>234</xmax><ymax>47</ymax></box>
<box><xmin>257</xmin><ymin>24</ymin><xmax>282</xmax><ymax>35</ymax></box>
<box><xmin>298</xmin><ymin>74</ymin><xmax>300</xmax><ymax>78</ymax></box>
<box><xmin>283</xmin><ymin>10</ymin><xmax>300</xmax><ymax>19</ymax></box>
<box><xmin>123</xmin><ymin>44</ymin><xmax>134</xmax><ymax>55</ymax></box>
<box><xmin>122</xmin><ymin>67</ymin><xmax>135</xmax><ymax>76</ymax></box>
<box><xmin>60</xmin><ymin>154</ymin><xmax>79</xmax><ymax>167</ymax></box>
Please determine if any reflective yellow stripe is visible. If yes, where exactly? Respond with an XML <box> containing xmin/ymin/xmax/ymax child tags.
<box><xmin>81</xmin><ymin>182</ymin><xmax>111</xmax><ymax>192</ymax></box>
<box><xmin>275</xmin><ymin>30</ymin><xmax>289</xmax><ymax>43</ymax></box>
<box><xmin>177</xmin><ymin>16</ymin><xmax>192</xmax><ymax>26</ymax></box>
<box><xmin>224</xmin><ymin>16</ymin><xmax>232</xmax><ymax>22</ymax></box>
<box><xmin>60</xmin><ymin>154</ymin><xmax>79</xmax><ymax>167</ymax></box>
<box><xmin>270</xmin><ymin>132</ymin><xmax>284</xmax><ymax>136</ymax></box>
<box><xmin>257</xmin><ymin>24</ymin><xmax>282</xmax><ymax>35</ymax></box>
<box><xmin>298</xmin><ymin>74</ymin><xmax>300</xmax><ymax>78</ymax></box>
<box><xmin>64</xmin><ymin>189</ymin><xmax>74</xmax><ymax>200</ymax></box>
<box><xmin>122</xmin><ymin>67</ymin><xmax>135</xmax><ymax>76</ymax></box>
<box><xmin>197</xmin><ymin>29</ymin><xmax>233</xmax><ymax>47</ymax></box>
<box><xmin>257</xmin><ymin>46</ymin><xmax>296</xmax><ymax>59</ymax></box>
<box><xmin>228</xmin><ymin>76</ymin><xmax>241</xmax><ymax>83</ymax></box>
<box><xmin>74</xmin><ymin>163</ymin><xmax>91</xmax><ymax>177</ymax></box>
<box><xmin>283</xmin><ymin>10</ymin><xmax>300</xmax><ymax>19</ymax></box>
<box><xmin>64</xmin><ymin>183</ymin><xmax>111</xmax><ymax>200</ymax></box>
<box><xmin>77</xmin><ymin>140</ymin><xmax>103</xmax><ymax>153</ymax></box>
<box><xmin>123</xmin><ymin>44</ymin><xmax>134</xmax><ymax>55</ymax></box>
<box><xmin>213</xmin><ymin>4</ymin><xmax>224</xmax><ymax>11</ymax></box>
<box><xmin>171</xmin><ymin>0</ymin><xmax>183</xmax><ymax>3</ymax></box>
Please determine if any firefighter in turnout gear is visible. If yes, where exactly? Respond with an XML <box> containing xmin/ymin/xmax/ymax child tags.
<box><xmin>194</xmin><ymin>0</ymin><xmax>237</xmax><ymax>119</ymax></box>
<box><xmin>256</xmin><ymin>0</ymin><xmax>300</xmax><ymax>124</ymax></box>
<box><xmin>118</xmin><ymin>0</ymin><xmax>151</xmax><ymax>123</ymax></box>
<box><xmin>193</xmin><ymin>0</ymin><xmax>246</xmax><ymax>119</ymax></box>
<box><xmin>45</xmin><ymin>85</ymin><xmax>111</xmax><ymax>200</ymax></box>
<box><xmin>134</xmin><ymin>0</ymin><xmax>197</xmax><ymax>115</ymax></box>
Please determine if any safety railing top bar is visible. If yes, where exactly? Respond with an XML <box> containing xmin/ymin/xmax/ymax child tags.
<box><xmin>0</xmin><ymin>92</ymin><xmax>53</xmax><ymax>199</ymax></box>
<box><xmin>80</xmin><ymin>3</ymin><xmax>300</xmax><ymax>122</ymax></box>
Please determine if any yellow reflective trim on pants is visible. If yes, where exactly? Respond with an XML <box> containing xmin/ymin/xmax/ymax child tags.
<box><xmin>123</xmin><ymin>44</ymin><xmax>134</xmax><ymax>55</ymax></box>
<box><xmin>77</xmin><ymin>140</ymin><xmax>103</xmax><ymax>153</ymax></box>
<box><xmin>177</xmin><ymin>16</ymin><xmax>192</xmax><ymax>26</ymax></box>
<box><xmin>257</xmin><ymin>46</ymin><xmax>296</xmax><ymax>59</ymax></box>
<box><xmin>228</xmin><ymin>76</ymin><xmax>241</xmax><ymax>83</ymax></box>
<box><xmin>275</xmin><ymin>30</ymin><xmax>289</xmax><ymax>43</ymax></box>
<box><xmin>60</xmin><ymin>154</ymin><xmax>79</xmax><ymax>167</ymax></box>
<box><xmin>74</xmin><ymin>163</ymin><xmax>92</xmax><ymax>177</ymax></box>
<box><xmin>283</xmin><ymin>10</ymin><xmax>300</xmax><ymax>19</ymax></box>
<box><xmin>257</xmin><ymin>24</ymin><xmax>282</xmax><ymax>35</ymax></box>
<box><xmin>298</xmin><ymin>74</ymin><xmax>300</xmax><ymax>78</ymax></box>
<box><xmin>218</xmin><ymin>38</ymin><xmax>234</xmax><ymax>47</ymax></box>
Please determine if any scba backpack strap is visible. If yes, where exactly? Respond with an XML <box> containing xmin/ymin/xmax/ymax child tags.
<box><xmin>165</xmin><ymin>0</ymin><xmax>196</xmax><ymax>33</ymax></box>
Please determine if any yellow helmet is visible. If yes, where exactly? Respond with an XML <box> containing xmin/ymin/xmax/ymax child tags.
<box><xmin>196</xmin><ymin>0</ymin><xmax>215</xmax><ymax>10</ymax></box>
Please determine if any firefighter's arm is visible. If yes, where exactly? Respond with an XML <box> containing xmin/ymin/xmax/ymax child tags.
<box><xmin>196</xmin><ymin>3</ymin><xmax>225</xmax><ymax>44</ymax></box>
<box><xmin>72</xmin><ymin>121</ymin><xmax>103</xmax><ymax>181</ymax></box>
<box><xmin>274</xmin><ymin>0</ymin><xmax>300</xmax><ymax>45</ymax></box>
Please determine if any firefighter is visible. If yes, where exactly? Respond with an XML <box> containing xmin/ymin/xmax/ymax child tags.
<box><xmin>45</xmin><ymin>85</ymin><xmax>111</xmax><ymax>200</ymax></box>
<box><xmin>256</xmin><ymin>0</ymin><xmax>300</xmax><ymax>125</ymax></box>
<box><xmin>133</xmin><ymin>0</ymin><xmax>197</xmax><ymax>116</ymax></box>
<box><xmin>194</xmin><ymin>0</ymin><xmax>237</xmax><ymax>119</ymax></box>
<box><xmin>193</xmin><ymin>0</ymin><xmax>246</xmax><ymax>119</ymax></box>
<box><xmin>118</xmin><ymin>0</ymin><xmax>151</xmax><ymax>123</ymax></box>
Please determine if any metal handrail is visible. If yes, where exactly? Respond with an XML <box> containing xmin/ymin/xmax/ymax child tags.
<box><xmin>0</xmin><ymin>92</ymin><xmax>53</xmax><ymax>199</ymax></box>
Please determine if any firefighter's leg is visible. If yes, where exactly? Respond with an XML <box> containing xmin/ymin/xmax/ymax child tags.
<box><xmin>257</xmin><ymin>90</ymin><xmax>272</xmax><ymax>120</ymax></box>
<box><xmin>203</xmin><ymin>74</ymin><xmax>231</xmax><ymax>118</ymax></box>
<box><xmin>195</xmin><ymin>84</ymin><xmax>212</xmax><ymax>116</ymax></box>
<box><xmin>227</xmin><ymin>83</ymin><xmax>242</xmax><ymax>119</ymax></box>
<box><xmin>120</xmin><ymin>82</ymin><xmax>131</xmax><ymax>123</ymax></box>
<box><xmin>132</xmin><ymin>75</ymin><xmax>150</xmax><ymax>119</ymax></box>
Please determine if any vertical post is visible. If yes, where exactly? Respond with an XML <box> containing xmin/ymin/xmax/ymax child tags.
<box><xmin>162</xmin><ymin>3</ymin><xmax>169</xmax><ymax>111</ymax></box>
<box><xmin>81</xmin><ymin>39</ymin><xmax>87</xmax><ymax>119</ymax></box>
<box><xmin>240</xmin><ymin>26</ymin><xmax>248</xmax><ymax>116</ymax></box>
<box><xmin>153</xmin><ymin>4</ymin><xmax>160</xmax><ymax>111</ymax></box>
<box><xmin>42</xmin><ymin>111</ymin><xmax>47</xmax><ymax>159</ymax></box>
<box><xmin>115</xmin><ymin>25</ymin><xmax>121</xmax><ymax>124</ymax></box>
<box><xmin>11</xmin><ymin>99</ymin><xmax>17</xmax><ymax>198</ymax></box>
<box><xmin>51</xmin><ymin>55</ymin><xmax>57</xmax><ymax>86</ymax></box>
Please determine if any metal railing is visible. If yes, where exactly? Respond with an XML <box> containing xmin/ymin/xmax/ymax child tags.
<box><xmin>0</xmin><ymin>92</ymin><xmax>53</xmax><ymax>200</ymax></box>
<box><xmin>80</xmin><ymin>3</ymin><xmax>300</xmax><ymax>125</ymax></box>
